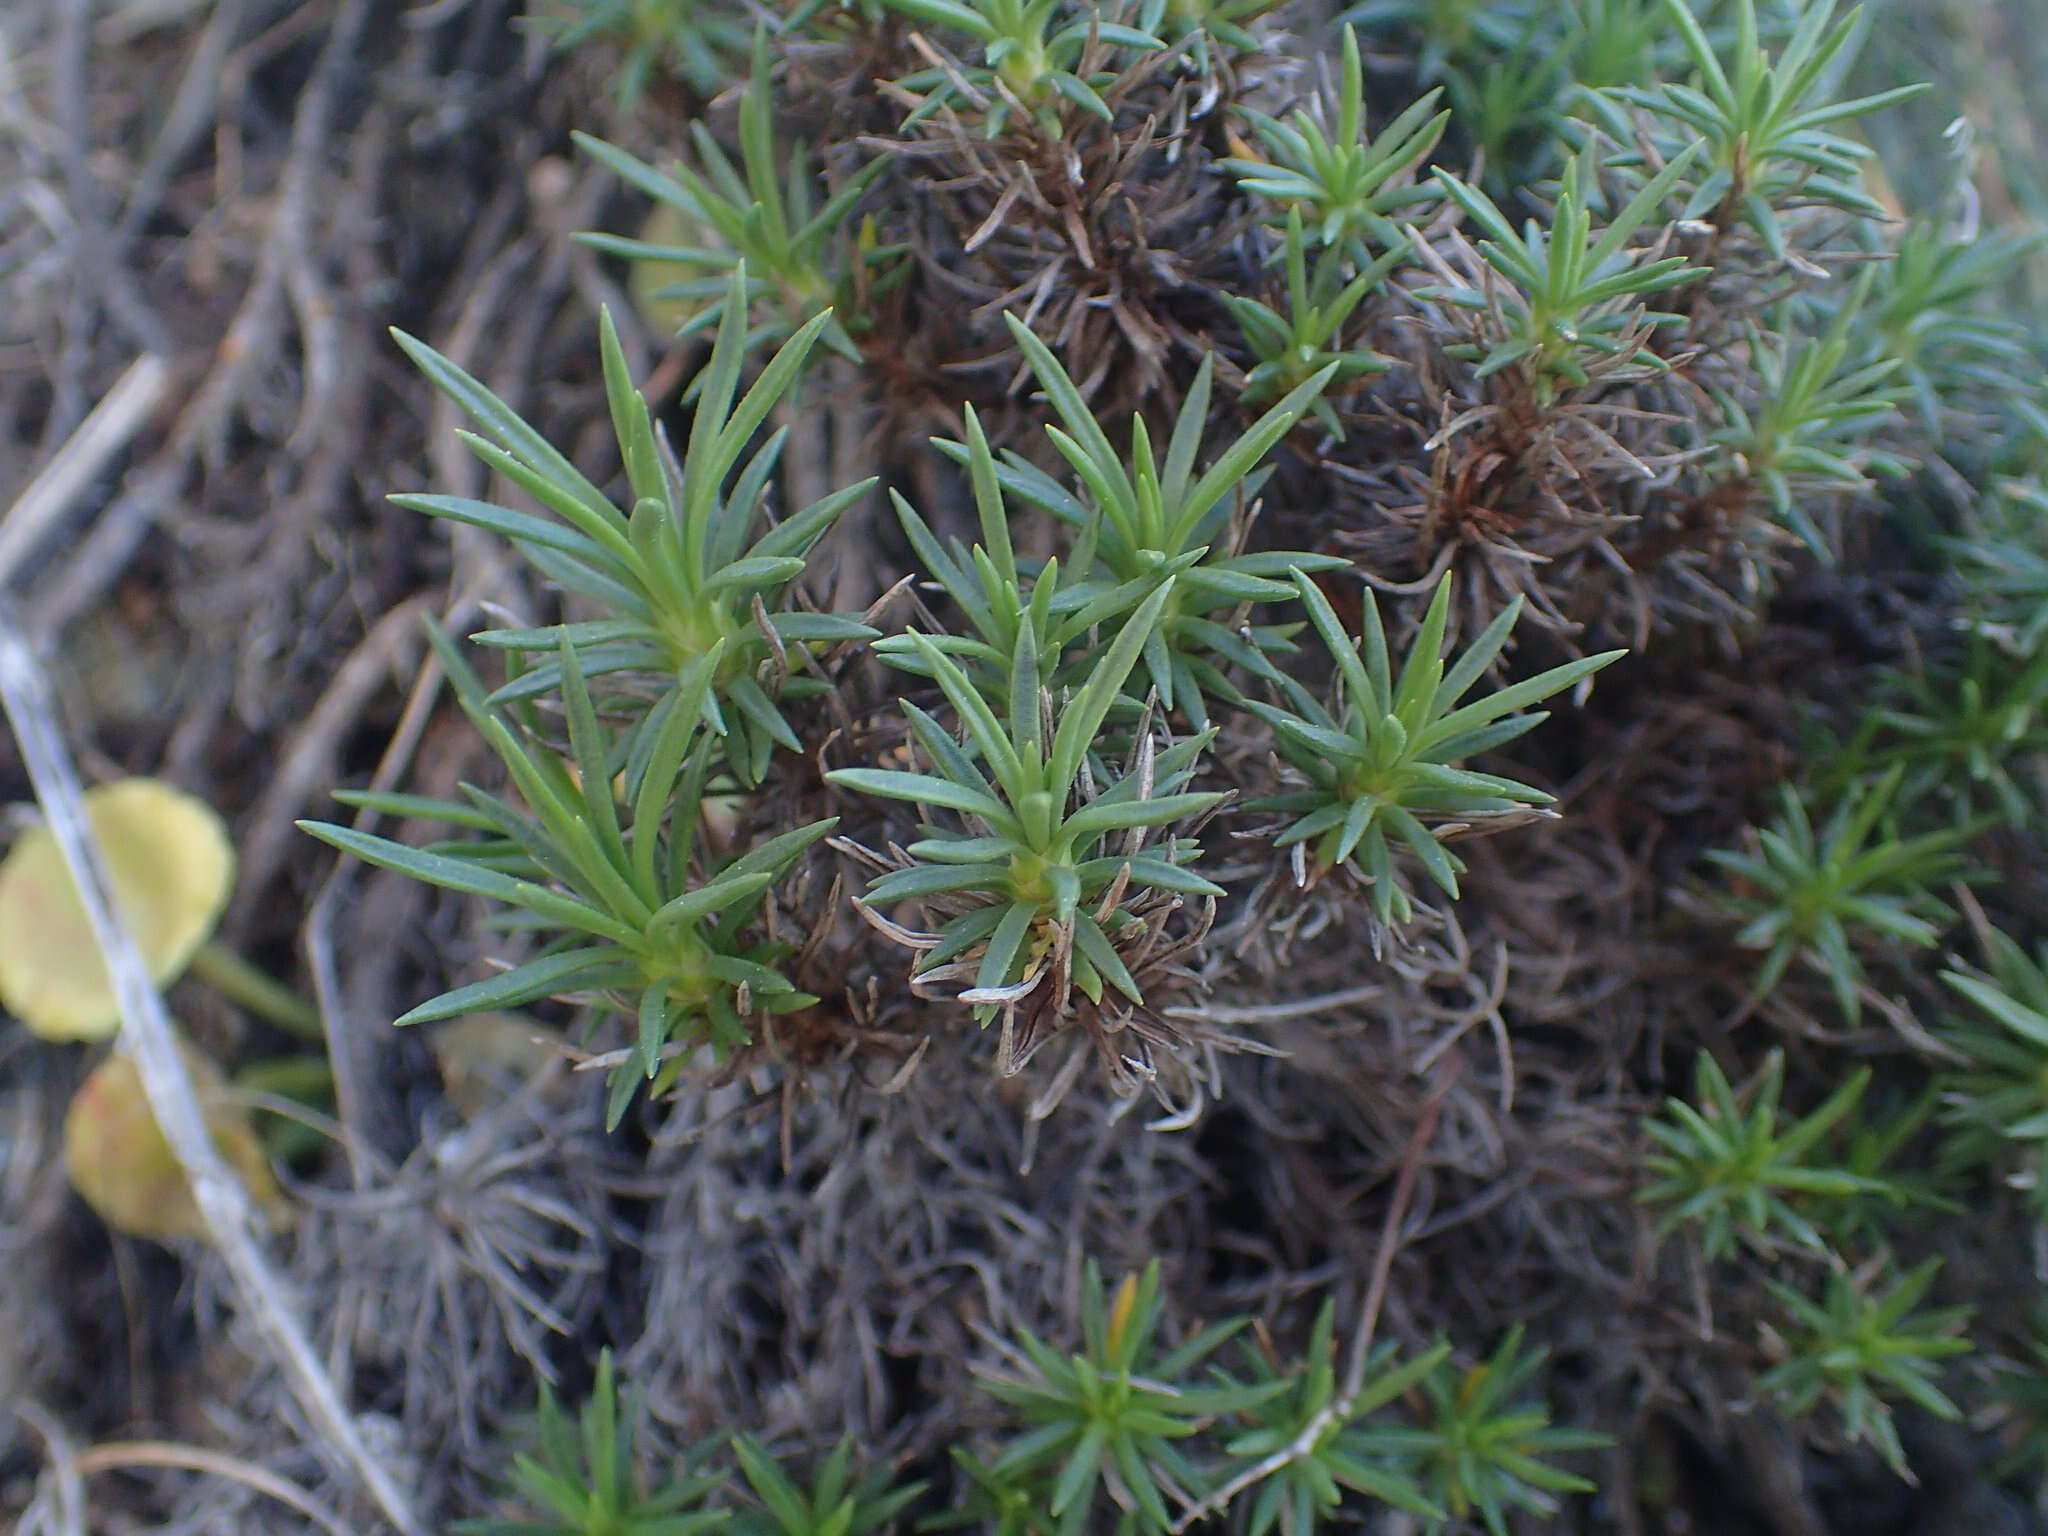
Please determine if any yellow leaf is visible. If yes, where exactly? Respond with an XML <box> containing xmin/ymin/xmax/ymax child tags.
<box><xmin>0</xmin><ymin>780</ymin><xmax>234</xmax><ymax>1041</ymax></box>
<box><xmin>432</xmin><ymin>1012</ymin><xmax>570</xmax><ymax>1118</ymax></box>
<box><xmin>64</xmin><ymin>1039</ymin><xmax>290</xmax><ymax>1244</ymax></box>
<box><xmin>1106</xmin><ymin>1270</ymin><xmax>1141</xmax><ymax>1359</ymax></box>
<box><xmin>630</xmin><ymin>200</ymin><xmax>723</xmax><ymax>338</ymax></box>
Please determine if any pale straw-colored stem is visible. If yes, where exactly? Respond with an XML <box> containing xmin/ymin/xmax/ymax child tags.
<box><xmin>0</xmin><ymin>615</ymin><xmax>421</xmax><ymax>1536</ymax></box>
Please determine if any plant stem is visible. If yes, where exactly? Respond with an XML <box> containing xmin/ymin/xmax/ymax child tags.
<box><xmin>0</xmin><ymin>609</ymin><xmax>422</xmax><ymax>1536</ymax></box>
<box><xmin>189</xmin><ymin>941</ymin><xmax>325</xmax><ymax>1041</ymax></box>
<box><xmin>234</xmin><ymin>1055</ymin><xmax>336</xmax><ymax>1100</ymax></box>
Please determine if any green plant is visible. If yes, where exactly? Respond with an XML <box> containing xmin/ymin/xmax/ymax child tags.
<box><xmin>974</xmin><ymin>1260</ymin><xmax>1276</xmax><ymax>1535</ymax></box>
<box><xmin>1333</xmin><ymin>0</ymin><xmax>1532</xmax><ymax>85</ymax></box>
<box><xmin>1704</xmin><ymin>283</ymin><xmax>1912</xmax><ymax>559</ymax></box>
<box><xmin>1640</xmin><ymin>1048</ymin><xmax>1887</xmax><ymax>1261</ymax></box>
<box><xmin>1603</xmin><ymin>0</ymin><xmax>1926</xmax><ymax>258</ymax></box>
<box><xmin>459</xmin><ymin>1350</ymin><xmax>728</xmax><ymax>1536</ymax></box>
<box><xmin>1988</xmin><ymin>1306</ymin><xmax>2048</xmax><ymax>1479</ymax></box>
<box><xmin>302</xmin><ymin>632</ymin><xmax>835</xmax><ymax>1127</ymax></box>
<box><xmin>1333</xmin><ymin>0</ymin><xmax>1668</xmax><ymax>193</ymax></box>
<box><xmin>919</xmin><ymin>1450</ymin><xmax>1053</xmax><ymax>1536</ymax></box>
<box><xmin>573</xmin><ymin>37</ymin><xmax>897</xmax><ymax>353</ymax></box>
<box><xmin>1951</xmin><ymin>478</ymin><xmax>2048</xmax><ymax>651</ymax></box>
<box><xmin>1557</xmin><ymin>0</ymin><xmax>1672</xmax><ymax>94</ymax></box>
<box><xmin>878</xmin><ymin>405</ymin><xmax>1067</xmax><ymax>713</ymax></box>
<box><xmin>1861</xmin><ymin>630</ymin><xmax>2048</xmax><ymax>827</ymax></box>
<box><xmin>1220</xmin><ymin>210</ymin><xmax>1404</xmax><ymax>439</ymax></box>
<box><xmin>1133</xmin><ymin>0</ymin><xmax>1281</xmax><ymax>69</ymax></box>
<box><xmin>1244</xmin><ymin>569</ymin><xmax>1624</xmax><ymax>927</ymax></box>
<box><xmin>1938</xmin><ymin>928</ymin><xmax>2048</xmax><ymax>1205</ymax></box>
<box><xmin>1439</xmin><ymin>21</ymin><xmax>1567</xmax><ymax>190</ymax></box>
<box><xmin>1818</xmin><ymin>1084</ymin><xmax>1957</xmax><ymax>1250</ymax></box>
<box><xmin>728</xmin><ymin>1435</ymin><xmax>925</xmax><ymax>1536</ymax></box>
<box><xmin>873</xmin><ymin>0</ymin><xmax>1165</xmax><ymax>136</ymax></box>
<box><xmin>389</xmin><ymin>269</ymin><xmax>876</xmax><ymax>788</ymax></box>
<box><xmin>1381</xmin><ymin>1326</ymin><xmax>1608</xmax><ymax>1536</ymax></box>
<box><xmin>967</xmin><ymin>317</ymin><xmax>1343</xmax><ymax>729</ymax></box>
<box><xmin>1702</xmin><ymin>766</ymin><xmax>1976</xmax><ymax>1022</ymax></box>
<box><xmin>829</xmin><ymin>582</ymin><xmax>1223</xmax><ymax>1023</ymax></box>
<box><xmin>1427</xmin><ymin>140</ymin><xmax>1705</xmax><ymax>402</ymax></box>
<box><xmin>1759</xmin><ymin>1257</ymin><xmax>1973</xmax><ymax>1477</ymax></box>
<box><xmin>1223</xmin><ymin>27</ymin><xmax>1447</xmax><ymax>253</ymax></box>
<box><xmin>1866</xmin><ymin>221</ymin><xmax>2041</xmax><ymax>432</ymax></box>
<box><xmin>529</xmin><ymin>0</ymin><xmax>750</xmax><ymax>102</ymax></box>
<box><xmin>1220</xmin><ymin>1302</ymin><xmax>1447</xmax><ymax>1535</ymax></box>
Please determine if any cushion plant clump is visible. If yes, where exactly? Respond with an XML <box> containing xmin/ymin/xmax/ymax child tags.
<box><xmin>16</xmin><ymin>0</ymin><xmax>2048</xmax><ymax>1529</ymax></box>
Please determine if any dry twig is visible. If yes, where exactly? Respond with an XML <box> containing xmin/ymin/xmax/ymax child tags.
<box><xmin>0</xmin><ymin>613</ymin><xmax>420</xmax><ymax>1536</ymax></box>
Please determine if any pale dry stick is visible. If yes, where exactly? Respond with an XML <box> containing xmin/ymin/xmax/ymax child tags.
<box><xmin>1858</xmin><ymin>979</ymin><xmax>1970</xmax><ymax>1065</ymax></box>
<box><xmin>527</xmin><ymin>153</ymin><xmax>642</xmax><ymax>374</ymax></box>
<box><xmin>228</xmin><ymin>594</ymin><xmax>433</xmax><ymax>929</ymax></box>
<box><xmin>14</xmin><ymin>1400</ymin><xmax>86</xmax><ymax>1536</ymax></box>
<box><xmin>1161</xmin><ymin>981</ymin><xmax>1384</xmax><ymax>1027</ymax></box>
<box><xmin>776</xmin><ymin>390</ymin><xmax>835</xmax><ymax>544</ymax></box>
<box><xmin>1347</xmin><ymin>1054</ymin><xmax>1466</xmax><ymax>1381</ymax></box>
<box><xmin>1412</xmin><ymin>943</ymin><xmax>1510</xmax><ymax>1076</ymax></box>
<box><xmin>0</xmin><ymin>353</ymin><xmax>166</xmax><ymax>590</ymax></box>
<box><xmin>1166</xmin><ymin>1056</ymin><xmax>1461</xmax><ymax>1534</ymax></box>
<box><xmin>66</xmin><ymin>1440</ymin><xmax>357</xmax><ymax>1536</ymax></box>
<box><xmin>51</xmin><ymin>0</ymin><xmax>171</xmax><ymax>371</ymax></box>
<box><xmin>0</xmin><ymin>16</ymin><xmax>45</xmax><ymax>142</ymax></box>
<box><xmin>826</xmin><ymin>356</ymin><xmax>880</xmax><ymax>608</ymax></box>
<box><xmin>112</xmin><ymin>0</ymin><xmax>245</xmax><ymax>236</ymax></box>
<box><xmin>14</xmin><ymin>0</ymin><xmax>365</xmax><ymax>636</ymax></box>
<box><xmin>0</xmin><ymin>615</ymin><xmax>422</xmax><ymax>1536</ymax></box>
<box><xmin>177</xmin><ymin>0</ymin><xmax>370</xmax><ymax>465</ymax></box>
<box><xmin>27</xmin><ymin>461</ymin><xmax>184</xmax><ymax>639</ymax></box>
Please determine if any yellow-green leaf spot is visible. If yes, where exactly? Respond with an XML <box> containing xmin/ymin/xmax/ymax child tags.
<box><xmin>432</xmin><ymin>1012</ymin><xmax>570</xmax><ymax>1119</ymax></box>
<box><xmin>629</xmin><ymin>199</ymin><xmax>723</xmax><ymax>338</ymax></box>
<box><xmin>63</xmin><ymin>1038</ymin><xmax>290</xmax><ymax>1243</ymax></box>
<box><xmin>0</xmin><ymin>779</ymin><xmax>235</xmax><ymax>1041</ymax></box>
<box><xmin>1105</xmin><ymin>1270</ymin><xmax>1141</xmax><ymax>1359</ymax></box>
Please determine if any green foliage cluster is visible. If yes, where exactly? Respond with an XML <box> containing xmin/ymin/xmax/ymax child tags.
<box><xmin>830</xmin><ymin>582</ymin><xmax>1224</xmax><ymax>1020</ymax></box>
<box><xmin>1939</xmin><ymin>930</ymin><xmax>2048</xmax><ymax>1207</ymax></box>
<box><xmin>1668</xmin><ymin>383</ymin><xmax>2048</xmax><ymax>1488</ymax></box>
<box><xmin>317</xmin><ymin>0</ymin><xmax>2048</xmax><ymax>1513</ymax></box>
<box><xmin>461</xmin><ymin>1351</ymin><xmax>924</xmax><ymax>1536</ymax></box>
<box><xmin>1427</xmin><ymin>141</ymin><xmax>1703</xmax><ymax>401</ymax></box>
<box><xmin>572</xmin><ymin>39</ymin><xmax>899</xmax><ymax>355</ymax></box>
<box><xmin>469</xmin><ymin>1270</ymin><xmax>1604</xmax><ymax>1536</ymax></box>
<box><xmin>872</xmin><ymin>0</ymin><xmax>1166</xmax><ymax>135</ymax></box>
<box><xmin>1667</xmin><ymin>480</ymin><xmax>2048</xmax><ymax>1477</ymax></box>
<box><xmin>1702</xmin><ymin>766</ymin><xmax>1977</xmax><ymax>1023</ymax></box>
<box><xmin>1221</xmin><ymin>27</ymin><xmax>1446</xmax><ymax>256</ymax></box>
<box><xmin>302</xmin><ymin>271</ymin><xmax>875</xmax><ymax>1124</ymax></box>
<box><xmin>1702</xmin><ymin>281</ymin><xmax>1915</xmax><ymax>558</ymax></box>
<box><xmin>835</xmin><ymin>318</ymin><xmax>1615</xmax><ymax>1021</ymax></box>
<box><xmin>1214</xmin><ymin>26</ymin><xmax>1442</xmax><ymax>432</ymax></box>
<box><xmin>1640</xmin><ymin>1043</ymin><xmax>1979</xmax><ymax>1473</ymax></box>
<box><xmin>1245</xmin><ymin>572</ymin><xmax>1619</xmax><ymax>926</ymax></box>
<box><xmin>1758</xmin><ymin>1259</ymin><xmax>1974</xmax><ymax>1476</ymax></box>
<box><xmin>530</xmin><ymin>0</ymin><xmax>752</xmax><ymax>102</ymax></box>
<box><xmin>1600</xmin><ymin>0</ymin><xmax>1927</xmax><ymax>258</ymax></box>
<box><xmin>975</xmin><ymin>1266</ymin><xmax>1605</xmax><ymax>1536</ymax></box>
<box><xmin>314</xmin><ymin>167</ymin><xmax>1622</xmax><ymax>1112</ymax></box>
<box><xmin>1641</xmin><ymin>1049</ymin><xmax>1886</xmax><ymax>1262</ymax></box>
